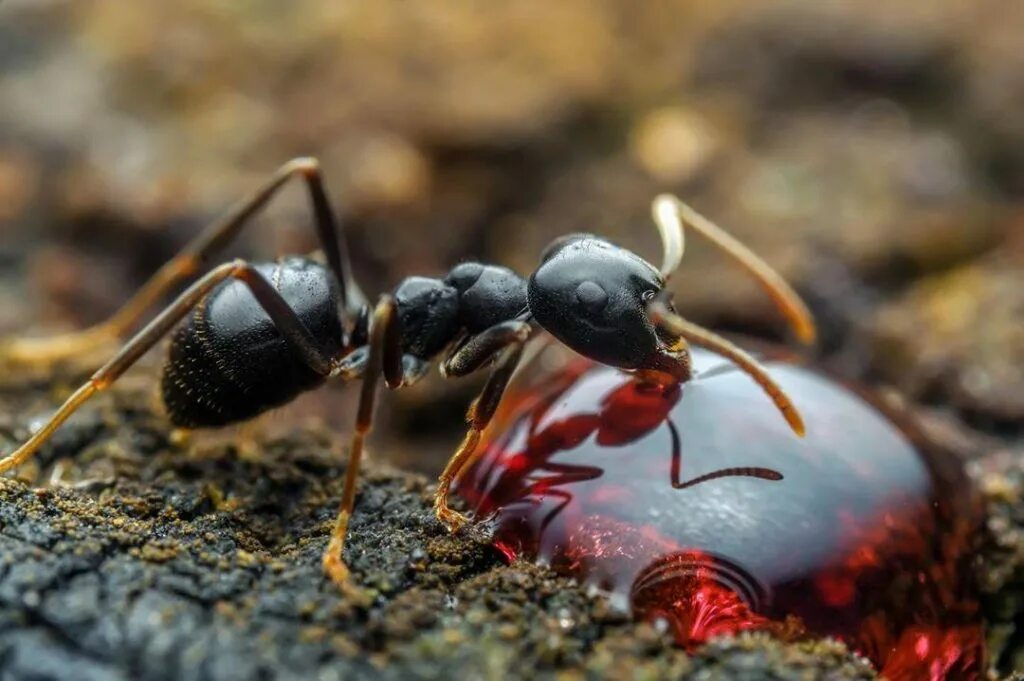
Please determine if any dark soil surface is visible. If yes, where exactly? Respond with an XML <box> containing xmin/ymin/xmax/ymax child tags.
<box><xmin>0</xmin><ymin>374</ymin><xmax>879</xmax><ymax>681</ymax></box>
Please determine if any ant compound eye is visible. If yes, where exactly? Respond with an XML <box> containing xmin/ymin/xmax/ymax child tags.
<box><xmin>575</xmin><ymin>281</ymin><xmax>608</xmax><ymax>314</ymax></box>
<box><xmin>642</xmin><ymin>290</ymin><xmax>657</xmax><ymax>303</ymax></box>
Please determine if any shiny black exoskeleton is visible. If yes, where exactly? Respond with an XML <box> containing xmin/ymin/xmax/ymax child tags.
<box><xmin>162</xmin><ymin>257</ymin><xmax>347</xmax><ymax>427</ymax></box>
<box><xmin>160</xmin><ymin>233</ymin><xmax>679</xmax><ymax>428</ymax></box>
<box><xmin>0</xmin><ymin>158</ymin><xmax>812</xmax><ymax>588</ymax></box>
<box><xmin>530</xmin><ymin>235</ymin><xmax>682</xmax><ymax>377</ymax></box>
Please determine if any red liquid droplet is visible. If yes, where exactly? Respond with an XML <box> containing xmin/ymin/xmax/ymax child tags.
<box><xmin>456</xmin><ymin>349</ymin><xmax>984</xmax><ymax>679</ymax></box>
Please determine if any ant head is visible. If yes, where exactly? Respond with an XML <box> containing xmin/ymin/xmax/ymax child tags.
<box><xmin>529</xmin><ymin>235</ymin><xmax>686</xmax><ymax>379</ymax></box>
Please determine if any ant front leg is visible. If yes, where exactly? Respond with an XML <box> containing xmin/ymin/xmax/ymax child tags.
<box><xmin>440</xmin><ymin>320</ymin><xmax>531</xmax><ymax>378</ymax></box>
<box><xmin>434</xmin><ymin>320</ymin><xmax>532</xmax><ymax>532</ymax></box>
<box><xmin>0</xmin><ymin>260</ymin><xmax>336</xmax><ymax>476</ymax></box>
<box><xmin>322</xmin><ymin>296</ymin><xmax>403</xmax><ymax>589</ymax></box>
<box><xmin>3</xmin><ymin>157</ymin><xmax>362</xmax><ymax>366</ymax></box>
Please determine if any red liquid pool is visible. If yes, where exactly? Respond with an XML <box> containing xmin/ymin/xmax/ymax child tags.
<box><xmin>455</xmin><ymin>349</ymin><xmax>984</xmax><ymax>679</ymax></box>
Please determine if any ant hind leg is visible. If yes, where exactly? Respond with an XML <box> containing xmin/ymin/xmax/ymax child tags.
<box><xmin>3</xmin><ymin>157</ymin><xmax>361</xmax><ymax>366</ymax></box>
<box><xmin>0</xmin><ymin>260</ymin><xmax>335</xmax><ymax>476</ymax></box>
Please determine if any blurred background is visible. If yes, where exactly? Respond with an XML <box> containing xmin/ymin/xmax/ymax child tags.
<box><xmin>0</xmin><ymin>0</ymin><xmax>1021</xmax><ymax>472</ymax></box>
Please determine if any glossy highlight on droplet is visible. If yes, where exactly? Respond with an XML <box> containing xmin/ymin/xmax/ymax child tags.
<box><xmin>456</xmin><ymin>349</ymin><xmax>984</xmax><ymax>679</ymax></box>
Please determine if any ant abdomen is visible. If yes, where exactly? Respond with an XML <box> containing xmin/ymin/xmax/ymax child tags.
<box><xmin>161</xmin><ymin>257</ymin><xmax>345</xmax><ymax>428</ymax></box>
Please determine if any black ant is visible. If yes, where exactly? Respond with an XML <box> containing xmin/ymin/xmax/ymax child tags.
<box><xmin>0</xmin><ymin>158</ymin><xmax>816</xmax><ymax>589</ymax></box>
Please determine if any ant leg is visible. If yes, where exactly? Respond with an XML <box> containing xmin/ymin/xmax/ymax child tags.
<box><xmin>440</xmin><ymin>320</ymin><xmax>532</xmax><ymax>378</ymax></box>
<box><xmin>4</xmin><ymin>157</ymin><xmax>362</xmax><ymax>365</ymax></box>
<box><xmin>648</xmin><ymin>297</ymin><xmax>805</xmax><ymax>437</ymax></box>
<box><xmin>322</xmin><ymin>296</ymin><xmax>402</xmax><ymax>589</ymax></box>
<box><xmin>435</xmin><ymin>333</ymin><xmax>530</xmax><ymax>533</ymax></box>
<box><xmin>651</xmin><ymin>194</ymin><xmax>817</xmax><ymax>346</ymax></box>
<box><xmin>0</xmin><ymin>260</ymin><xmax>335</xmax><ymax>476</ymax></box>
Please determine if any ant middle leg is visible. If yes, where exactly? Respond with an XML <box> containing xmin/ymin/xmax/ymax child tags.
<box><xmin>434</xmin><ymin>324</ymin><xmax>532</xmax><ymax>532</ymax></box>
<box><xmin>0</xmin><ymin>260</ymin><xmax>336</xmax><ymax>476</ymax></box>
<box><xmin>322</xmin><ymin>295</ymin><xmax>403</xmax><ymax>588</ymax></box>
<box><xmin>3</xmin><ymin>157</ymin><xmax>361</xmax><ymax>365</ymax></box>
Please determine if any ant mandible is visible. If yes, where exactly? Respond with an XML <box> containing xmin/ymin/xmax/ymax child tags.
<box><xmin>0</xmin><ymin>158</ymin><xmax>816</xmax><ymax>589</ymax></box>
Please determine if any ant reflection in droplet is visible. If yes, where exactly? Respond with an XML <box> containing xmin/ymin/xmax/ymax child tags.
<box><xmin>456</xmin><ymin>350</ymin><xmax>984</xmax><ymax>678</ymax></box>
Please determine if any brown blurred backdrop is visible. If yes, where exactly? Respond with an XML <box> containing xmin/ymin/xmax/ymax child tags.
<box><xmin>1</xmin><ymin>0</ymin><xmax>1021</xmax><ymax>470</ymax></box>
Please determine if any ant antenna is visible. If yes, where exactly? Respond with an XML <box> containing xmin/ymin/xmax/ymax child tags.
<box><xmin>651</xmin><ymin>195</ymin><xmax>817</xmax><ymax>346</ymax></box>
<box><xmin>652</xmin><ymin>197</ymin><xmax>685</xmax><ymax>279</ymax></box>
<box><xmin>649</xmin><ymin>294</ymin><xmax>806</xmax><ymax>437</ymax></box>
